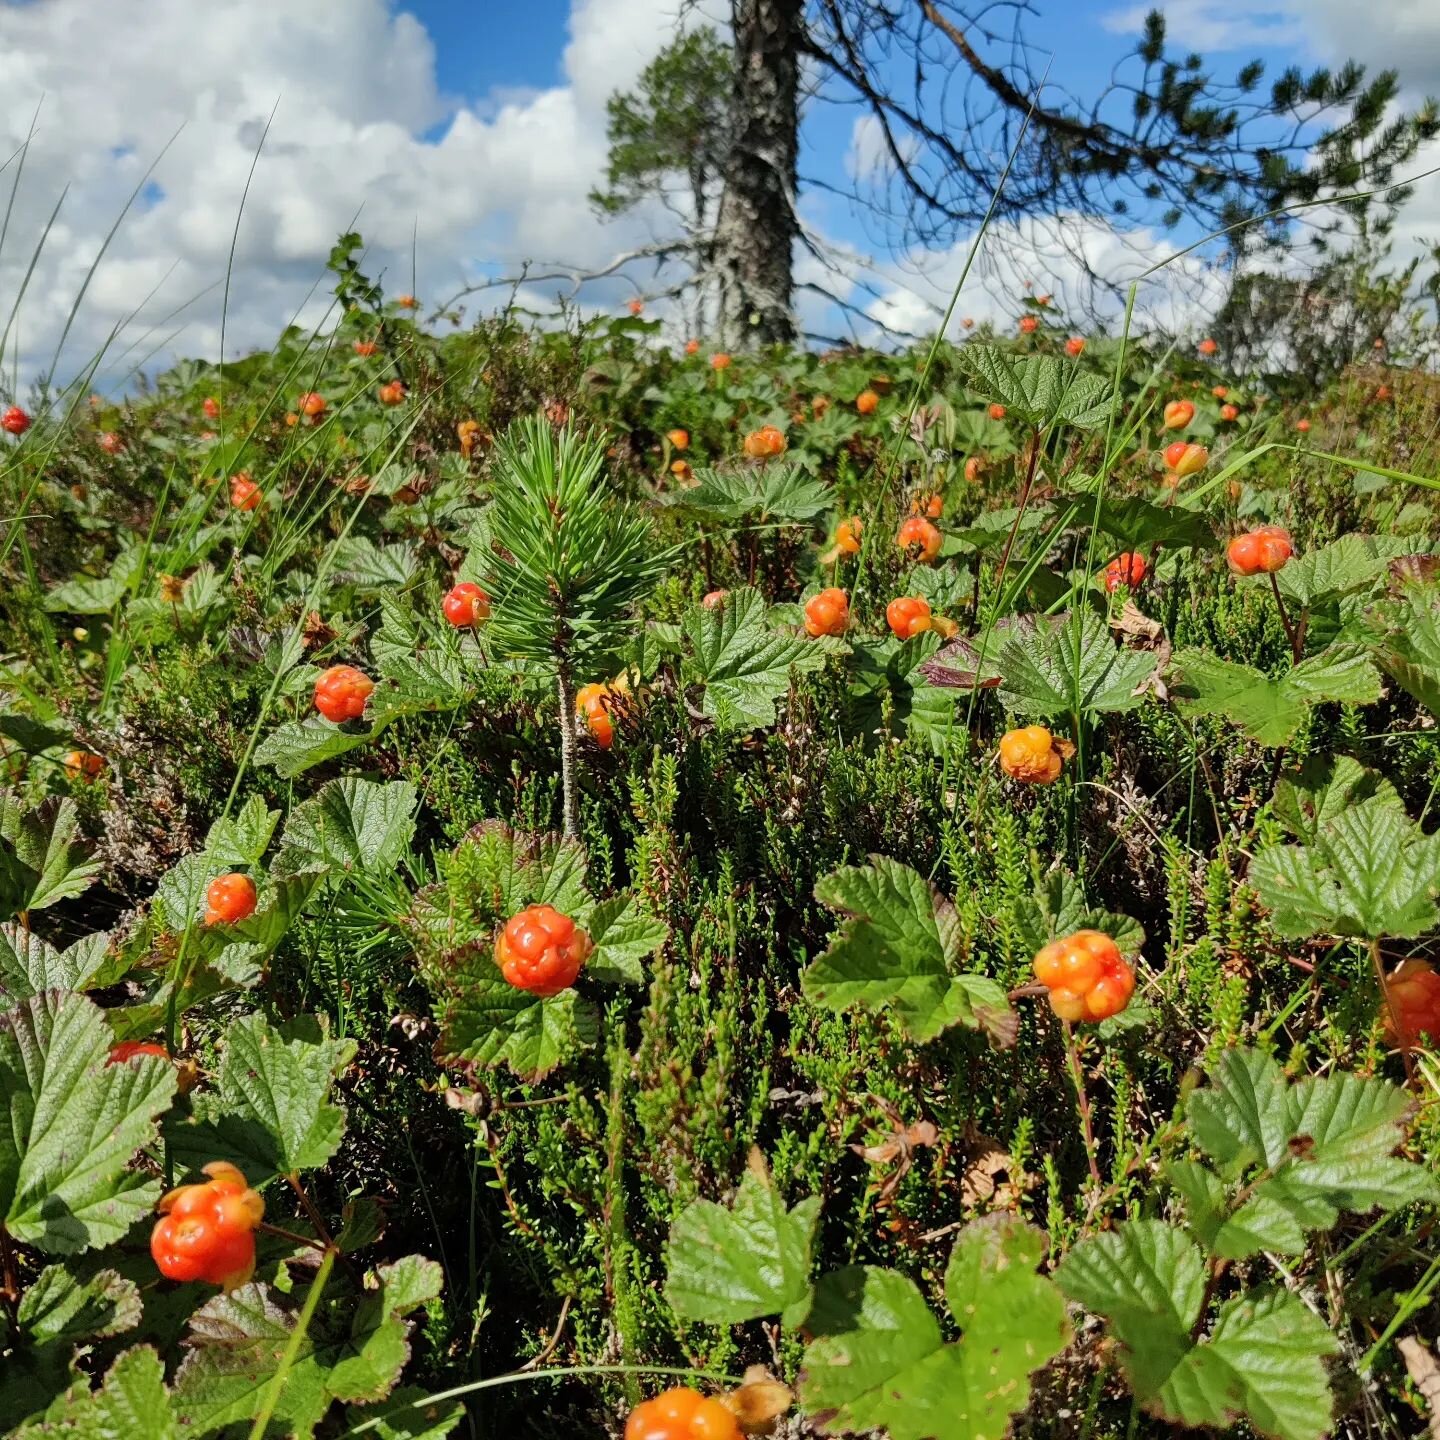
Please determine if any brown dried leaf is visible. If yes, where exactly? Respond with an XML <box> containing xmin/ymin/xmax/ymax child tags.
<box><xmin>722</xmin><ymin>1366</ymin><xmax>794</xmax><ymax>1433</ymax></box>
<box><xmin>1399</xmin><ymin>1337</ymin><xmax>1440</xmax><ymax>1439</ymax></box>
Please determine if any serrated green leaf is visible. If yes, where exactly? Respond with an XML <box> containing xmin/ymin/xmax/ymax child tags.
<box><xmin>0</xmin><ymin>992</ymin><xmax>175</xmax><ymax>1253</ymax></box>
<box><xmin>583</xmin><ymin>894</ymin><xmax>666</xmax><ymax>984</ymax></box>
<box><xmin>683</xmin><ymin>587</ymin><xmax>832</xmax><ymax>733</ymax></box>
<box><xmin>1011</xmin><ymin>866</ymin><xmax>1145</xmax><ymax>959</ymax></box>
<box><xmin>345</xmin><ymin>1387</ymin><xmax>464</xmax><ymax>1440</ymax></box>
<box><xmin>1060</xmin><ymin>492</ymin><xmax>1216</xmax><ymax>552</ymax></box>
<box><xmin>0</xmin><ymin>795</ymin><xmax>101</xmax><ymax>912</ymax></box>
<box><xmin>13</xmin><ymin>1346</ymin><xmax>177</xmax><ymax>1440</ymax></box>
<box><xmin>997</xmin><ymin>611</ymin><xmax>1156</xmax><ymax>718</ymax></box>
<box><xmin>677</xmin><ymin>465</ymin><xmax>833</xmax><ymax>523</ymax></box>
<box><xmin>254</xmin><ymin>717</ymin><xmax>381</xmax><ymax>777</ymax></box>
<box><xmin>666</xmin><ymin>1162</ymin><xmax>821</xmax><ymax>1328</ymax></box>
<box><xmin>1250</xmin><ymin>801</ymin><xmax>1440</xmax><ymax>939</ymax></box>
<box><xmin>1276</xmin><ymin>533</ymin><xmax>1412</xmax><ymax>608</ymax></box>
<box><xmin>955</xmin><ymin>348</ymin><xmax>1115</xmax><ymax>429</ymax></box>
<box><xmin>18</xmin><ymin>1265</ymin><xmax>141</xmax><ymax>1346</ymax></box>
<box><xmin>169</xmin><ymin>1014</ymin><xmax>356</xmax><ymax>1183</ymax></box>
<box><xmin>439</xmin><ymin>968</ymin><xmax>597</xmax><ymax>1081</ymax></box>
<box><xmin>372</xmin><ymin>593</ymin><xmax>470</xmax><ymax>702</ymax></box>
<box><xmin>800</xmin><ymin>1217</ymin><xmax>1068</xmax><ymax>1440</ymax></box>
<box><xmin>848</xmin><ymin>631</ymin><xmax>959</xmax><ymax>752</ymax></box>
<box><xmin>0</xmin><ymin>926</ymin><xmax>117</xmax><ymax>1004</ymax></box>
<box><xmin>204</xmin><ymin>795</ymin><xmax>279</xmax><ymax>868</ymax></box>
<box><xmin>1171</xmin><ymin>645</ymin><xmax>1380</xmax><ymax>747</ymax></box>
<box><xmin>277</xmin><ymin>778</ymin><xmax>419</xmax><ymax>876</ymax></box>
<box><xmin>803</xmin><ymin>857</ymin><xmax>1015</xmax><ymax>1045</ymax></box>
<box><xmin>1271</xmin><ymin>756</ymin><xmax>1401</xmax><ymax>842</ymax></box>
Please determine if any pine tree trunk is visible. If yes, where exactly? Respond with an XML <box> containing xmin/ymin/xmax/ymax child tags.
<box><xmin>716</xmin><ymin>0</ymin><xmax>802</xmax><ymax>347</ymax></box>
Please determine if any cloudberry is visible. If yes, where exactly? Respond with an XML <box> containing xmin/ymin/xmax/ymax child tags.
<box><xmin>443</xmin><ymin>582</ymin><xmax>490</xmax><ymax>628</ymax></box>
<box><xmin>804</xmin><ymin>588</ymin><xmax>849</xmax><ymax>637</ymax></box>
<box><xmin>1220</xmin><ymin>404</ymin><xmax>1239</xmax><ymax>422</ymax></box>
<box><xmin>108</xmin><ymin>1041</ymin><xmax>169</xmax><ymax>1065</ymax></box>
<box><xmin>229</xmin><ymin>475</ymin><xmax>262</xmax><ymax>511</ymax></box>
<box><xmin>1019</xmin><ymin>315</ymin><xmax>1039</xmax><ymax>334</ymax></box>
<box><xmin>1212</xmin><ymin>385</ymin><xmax>1228</xmax><ymax>399</ymax></box>
<box><xmin>378</xmin><ymin>380</ymin><xmax>407</xmax><ymax>405</ymax></box>
<box><xmin>1066</xmin><ymin>336</ymin><xmax>1085</xmax><ymax>357</ymax></box>
<box><xmin>64</xmin><ymin>750</ymin><xmax>104</xmax><ymax>781</ymax></box>
<box><xmin>833</xmin><ymin>517</ymin><xmax>862</xmax><ymax>554</ymax></box>
<box><xmin>964</xmin><ymin>456</ymin><xmax>983</xmax><ymax>483</ymax></box>
<box><xmin>855</xmin><ymin>389</ymin><xmax>879</xmax><ymax>415</ymax></box>
<box><xmin>151</xmin><ymin>1161</ymin><xmax>264</xmax><ymax>1289</ymax></box>
<box><xmin>988</xmin><ymin>403</ymin><xmax>1007</xmax><ymax>421</ymax></box>
<box><xmin>1033</xmin><ymin>930</ymin><xmax>1135</xmax><ymax>1022</ymax></box>
<box><xmin>1103</xmin><ymin>552</ymin><xmax>1147</xmax><ymax>593</ymax></box>
<box><xmin>886</xmin><ymin>595</ymin><xmax>933</xmax><ymax>640</ymax></box>
<box><xmin>1227</xmin><ymin>525</ymin><xmax>1292</xmax><ymax>576</ymax></box>
<box><xmin>625</xmin><ymin>1386</ymin><xmax>742</xmax><ymax>1440</ymax></box>
<box><xmin>314</xmin><ymin>665</ymin><xmax>374</xmax><ymax>722</ymax></box>
<box><xmin>1162</xmin><ymin>399</ymin><xmax>1194</xmax><ymax>429</ymax></box>
<box><xmin>742</xmin><ymin>424</ymin><xmax>786</xmax><ymax>459</ymax></box>
<box><xmin>671</xmin><ymin>459</ymin><xmax>694</xmax><ymax>482</ymax></box>
<box><xmin>1385</xmin><ymin>961</ymin><xmax>1440</xmax><ymax>1047</ymax></box>
<box><xmin>1295</xmin><ymin>418</ymin><xmax>1310</xmax><ymax>432</ymax></box>
<box><xmin>575</xmin><ymin>683</ymin><xmax>618</xmax><ymax>749</ymax></box>
<box><xmin>896</xmin><ymin>515</ymin><xmax>941</xmax><ymax>563</ymax></box>
<box><xmin>1198</xmin><ymin>337</ymin><xmax>1218</xmax><ymax>356</ymax></box>
<box><xmin>702</xmin><ymin>589</ymin><xmax>729</xmax><ymax>609</ymax></box>
<box><xmin>298</xmin><ymin>392</ymin><xmax>327</xmax><ymax>418</ymax></box>
<box><xmin>685</xmin><ymin>339</ymin><xmax>700</xmax><ymax>355</ymax></box>
<box><xmin>1163</xmin><ymin>441</ymin><xmax>1208</xmax><ymax>477</ymax></box>
<box><xmin>201</xmin><ymin>397</ymin><xmax>220</xmax><ymax>420</ymax></box>
<box><xmin>710</xmin><ymin>353</ymin><xmax>731</xmax><ymax>371</ymax></box>
<box><xmin>999</xmin><ymin>725</ymin><xmax>1068</xmax><ymax>784</ymax></box>
<box><xmin>457</xmin><ymin>419</ymin><xmax>484</xmax><ymax>458</ymax></box>
<box><xmin>353</xmin><ymin>340</ymin><xmax>378</xmax><ymax>357</ymax></box>
<box><xmin>495</xmin><ymin>904</ymin><xmax>593</xmax><ymax>997</ymax></box>
<box><xmin>204</xmin><ymin>873</ymin><xmax>257</xmax><ymax>926</ymax></box>
<box><xmin>396</xmin><ymin>294</ymin><xmax>418</xmax><ymax>309</ymax></box>
<box><xmin>911</xmin><ymin>492</ymin><xmax>943</xmax><ymax>518</ymax></box>
<box><xmin>668</xmin><ymin>428</ymin><xmax>690</xmax><ymax>450</ymax></box>
<box><xmin>98</xmin><ymin>431</ymin><xmax>124</xmax><ymax>454</ymax></box>
<box><xmin>2</xmin><ymin>405</ymin><xmax>31</xmax><ymax>436</ymax></box>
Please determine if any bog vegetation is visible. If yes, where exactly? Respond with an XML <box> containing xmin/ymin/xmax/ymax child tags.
<box><xmin>3</xmin><ymin>237</ymin><xmax>1440</xmax><ymax>1440</ymax></box>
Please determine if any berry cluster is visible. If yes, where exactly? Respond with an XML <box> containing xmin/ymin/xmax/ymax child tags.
<box><xmin>314</xmin><ymin>665</ymin><xmax>374</xmax><ymax>723</ymax></box>
<box><xmin>1033</xmin><ymin>930</ymin><xmax>1135</xmax><ymax>1022</ymax></box>
<box><xmin>150</xmin><ymin>1162</ymin><xmax>264</xmax><ymax>1290</ymax></box>
<box><xmin>1227</xmin><ymin>524</ymin><xmax>1293</xmax><ymax>575</ymax></box>
<box><xmin>625</xmin><ymin>1387</ymin><xmax>741</xmax><ymax>1440</ymax></box>
<box><xmin>495</xmin><ymin>904</ymin><xmax>593</xmax><ymax>997</ymax></box>
<box><xmin>804</xmin><ymin>587</ymin><xmax>849</xmax><ymax>637</ymax></box>
<box><xmin>999</xmin><ymin>725</ymin><xmax>1070</xmax><ymax>785</ymax></box>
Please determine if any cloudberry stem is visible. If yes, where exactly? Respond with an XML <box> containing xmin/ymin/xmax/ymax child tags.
<box><xmin>995</xmin><ymin>426</ymin><xmax>1043</xmax><ymax>591</ymax></box>
<box><xmin>246</xmin><ymin>1244</ymin><xmax>335</xmax><ymax>1440</ymax></box>
<box><xmin>1268</xmin><ymin>572</ymin><xmax>1302</xmax><ymax>665</ymax></box>
<box><xmin>1063</xmin><ymin>1022</ymin><xmax>1103</xmax><ymax>1189</ymax></box>
<box><xmin>259</xmin><ymin>1221</ymin><xmax>329</xmax><ymax>1254</ymax></box>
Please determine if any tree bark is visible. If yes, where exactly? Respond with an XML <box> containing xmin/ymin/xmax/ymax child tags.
<box><xmin>715</xmin><ymin>0</ymin><xmax>802</xmax><ymax>347</ymax></box>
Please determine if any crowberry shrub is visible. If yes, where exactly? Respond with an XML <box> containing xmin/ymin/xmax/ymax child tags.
<box><xmin>999</xmin><ymin>725</ymin><xmax>1068</xmax><ymax>784</ymax></box>
<box><xmin>204</xmin><ymin>873</ymin><xmax>257</xmax><ymax>926</ymax></box>
<box><xmin>1227</xmin><ymin>525</ymin><xmax>1293</xmax><ymax>575</ymax></box>
<box><xmin>896</xmin><ymin>515</ymin><xmax>942</xmax><ymax>563</ymax></box>
<box><xmin>886</xmin><ymin>595</ymin><xmax>932</xmax><ymax>639</ymax></box>
<box><xmin>442</xmin><ymin>582</ymin><xmax>490</xmax><ymax>628</ymax></box>
<box><xmin>150</xmin><ymin>1161</ymin><xmax>264</xmax><ymax>1289</ymax></box>
<box><xmin>314</xmin><ymin>665</ymin><xmax>374</xmax><ymax>722</ymax></box>
<box><xmin>804</xmin><ymin>588</ymin><xmax>849</xmax><ymax>637</ymax></box>
<box><xmin>495</xmin><ymin>904</ymin><xmax>593</xmax><ymax>996</ymax></box>
<box><xmin>1033</xmin><ymin>930</ymin><xmax>1135</xmax><ymax>1021</ymax></box>
<box><xmin>625</xmin><ymin>1387</ymin><xmax>741</xmax><ymax>1440</ymax></box>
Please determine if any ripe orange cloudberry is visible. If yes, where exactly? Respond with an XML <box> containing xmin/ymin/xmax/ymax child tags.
<box><xmin>1033</xmin><ymin>930</ymin><xmax>1135</xmax><ymax>1022</ymax></box>
<box><xmin>457</xmin><ymin>419</ymin><xmax>483</xmax><ymax>458</ymax></box>
<box><xmin>886</xmin><ymin>595</ymin><xmax>933</xmax><ymax>640</ymax></box>
<box><xmin>204</xmin><ymin>873</ymin><xmax>257</xmax><ymax>926</ymax></box>
<box><xmin>896</xmin><ymin>515</ymin><xmax>941</xmax><ymax>563</ymax></box>
<box><xmin>1103</xmin><ymin>552</ymin><xmax>1147</xmax><ymax>593</ymax></box>
<box><xmin>229</xmin><ymin>475</ymin><xmax>261</xmax><ymax>511</ymax></box>
<box><xmin>1220</xmin><ymin>403</ymin><xmax>1239</xmax><ymax>422</ymax></box>
<box><xmin>685</xmin><ymin>338</ymin><xmax>700</xmax><ymax>355</ymax></box>
<box><xmin>443</xmin><ymin>582</ymin><xmax>490</xmax><ymax>628</ymax></box>
<box><xmin>353</xmin><ymin>339</ymin><xmax>378</xmax><ymax>357</ymax></box>
<box><xmin>575</xmin><ymin>682</ymin><xmax>618</xmax><ymax>749</ymax></box>
<box><xmin>702</xmin><ymin>588</ymin><xmax>728</xmax><ymax>609</ymax></box>
<box><xmin>1162</xmin><ymin>399</ymin><xmax>1194</xmax><ymax>429</ymax></box>
<box><xmin>742</xmin><ymin>424</ymin><xmax>786</xmax><ymax>459</ymax></box>
<box><xmin>1385</xmin><ymin>960</ymin><xmax>1440</xmax><ymax>1048</ymax></box>
<box><xmin>855</xmin><ymin>389</ymin><xmax>879</xmax><ymax>415</ymax></box>
<box><xmin>911</xmin><ymin>492</ymin><xmax>943</xmax><ymax>518</ymax></box>
<box><xmin>1227</xmin><ymin>525</ymin><xmax>1293</xmax><ymax>576</ymax></box>
<box><xmin>671</xmin><ymin>459</ymin><xmax>694</xmax><ymax>482</ymax></box>
<box><xmin>833</xmin><ymin>517</ymin><xmax>862</xmax><ymax>554</ymax></box>
<box><xmin>299</xmin><ymin>391</ymin><xmax>326</xmax><ymax>419</ymax></box>
<box><xmin>98</xmin><ymin>431</ymin><xmax>124</xmax><ymax>454</ymax></box>
<box><xmin>151</xmin><ymin>1161</ymin><xmax>264</xmax><ymax>1289</ymax></box>
<box><xmin>710</xmin><ymin>352</ymin><xmax>731</xmax><ymax>371</ymax></box>
<box><xmin>667</xmin><ymin>428</ymin><xmax>690</xmax><ymax>450</ymax></box>
<box><xmin>1295</xmin><ymin>418</ymin><xmax>1311</xmax><ymax>432</ymax></box>
<box><xmin>988</xmin><ymin>403</ymin><xmax>1007</xmax><ymax>421</ymax></box>
<box><xmin>64</xmin><ymin>750</ymin><xmax>104</xmax><ymax>781</ymax></box>
<box><xmin>314</xmin><ymin>665</ymin><xmax>374</xmax><ymax>723</ymax></box>
<box><xmin>1065</xmin><ymin>336</ymin><xmax>1085</xmax><ymax>357</ymax></box>
<box><xmin>495</xmin><ymin>904</ymin><xmax>593</xmax><ymax>997</ymax></box>
<box><xmin>1198</xmin><ymin>337</ymin><xmax>1218</xmax><ymax>356</ymax></box>
<box><xmin>804</xmin><ymin>587</ymin><xmax>849</xmax><ymax>637</ymax></box>
<box><xmin>378</xmin><ymin>379</ymin><xmax>407</xmax><ymax>405</ymax></box>
<box><xmin>1212</xmin><ymin>385</ymin><xmax>1228</xmax><ymax>399</ymax></box>
<box><xmin>1019</xmin><ymin>314</ymin><xmax>1039</xmax><ymax>334</ymax></box>
<box><xmin>1163</xmin><ymin>441</ymin><xmax>1208</xmax><ymax>477</ymax></box>
<box><xmin>396</xmin><ymin>293</ymin><xmax>418</xmax><ymax>309</ymax></box>
<box><xmin>964</xmin><ymin>456</ymin><xmax>984</xmax><ymax>483</ymax></box>
<box><xmin>201</xmin><ymin>396</ymin><xmax>220</xmax><ymax>420</ymax></box>
<box><xmin>625</xmin><ymin>1386</ymin><xmax>742</xmax><ymax>1440</ymax></box>
<box><xmin>998</xmin><ymin>725</ymin><xmax>1070</xmax><ymax>784</ymax></box>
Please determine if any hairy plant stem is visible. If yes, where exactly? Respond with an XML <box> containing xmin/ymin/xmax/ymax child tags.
<box><xmin>1063</xmin><ymin>1022</ymin><xmax>1103</xmax><ymax>1189</ymax></box>
<box><xmin>1268</xmin><ymin>572</ymin><xmax>1302</xmax><ymax>664</ymax></box>
<box><xmin>556</xmin><ymin>661</ymin><xmax>580</xmax><ymax>840</ymax></box>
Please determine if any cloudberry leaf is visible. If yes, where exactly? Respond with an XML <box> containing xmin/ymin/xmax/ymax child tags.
<box><xmin>277</xmin><ymin>778</ymin><xmax>419</xmax><ymax>876</ymax></box>
<box><xmin>330</xmin><ymin>537</ymin><xmax>421</xmax><ymax>591</ymax></box>
<box><xmin>12</xmin><ymin>1346</ymin><xmax>177</xmax><ymax>1440</ymax></box>
<box><xmin>1250</xmin><ymin>797</ymin><xmax>1440</xmax><ymax>939</ymax></box>
<box><xmin>1012</xmin><ymin>865</ymin><xmax>1145</xmax><ymax>958</ymax></box>
<box><xmin>1058</xmin><ymin>1220</ymin><xmax>1337</xmax><ymax>1440</ymax></box>
<box><xmin>1275</xmin><ymin>533</ymin><xmax>1412</xmax><ymax>609</ymax></box>
<box><xmin>0</xmin><ymin>925</ymin><xmax>118</xmax><ymax>1004</ymax></box>
<box><xmin>803</xmin><ymin>857</ymin><xmax>1015</xmax><ymax>1046</ymax></box>
<box><xmin>1271</xmin><ymin>756</ymin><xmax>1401</xmax><ymax>843</ymax></box>
<box><xmin>1059</xmin><ymin>490</ymin><xmax>1216</xmax><ymax>551</ymax></box>
<box><xmin>666</xmin><ymin>1155</ymin><xmax>821</xmax><ymax>1328</ymax></box>
<box><xmin>171</xmin><ymin>1257</ymin><xmax>442</xmax><ymax>1436</ymax></box>
<box><xmin>583</xmin><ymin>894</ymin><xmax>666</xmax><ymax>984</ymax></box>
<box><xmin>848</xmin><ymin>632</ymin><xmax>960</xmax><ymax>753</ymax></box>
<box><xmin>343</xmin><ymin>1387</ymin><xmax>465</xmax><ymax>1440</ymax></box>
<box><xmin>204</xmin><ymin>794</ymin><xmax>280</xmax><ymax>868</ymax></box>
<box><xmin>168</xmin><ymin>1014</ymin><xmax>356</xmax><ymax>1183</ymax></box>
<box><xmin>675</xmin><ymin>465</ymin><xmax>833</xmax><ymax>523</ymax></box>
<box><xmin>438</xmin><ymin>967</ymin><xmax>597</xmax><ymax>1081</ymax></box>
<box><xmin>372</xmin><ymin>593</ymin><xmax>470</xmax><ymax>702</ymax></box>
<box><xmin>683</xmin><ymin>586</ymin><xmax>836</xmax><ymax>733</ymax></box>
<box><xmin>254</xmin><ymin>716</ymin><xmax>381</xmax><ymax>778</ymax></box>
<box><xmin>954</xmin><ymin>347</ymin><xmax>1115</xmax><ymax>429</ymax></box>
<box><xmin>1170</xmin><ymin>645</ymin><xmax>1380</xmax><ymax>747</ymax></box>
<box><xmin>0</xmin><ymin>991</ymin><xmax>175</xmax><ymax>1254</ymax></box>
<box><xmin>0</xmin><ymin>794</ymin><xmax>101</xmax><ymax>913</ymax></box>
<box><xmin>799</xmin><ymin>1217</ymin><xmax>1068</xmax><ymax>1440</ymax></box>
<box><xmin>996</xmin><ymin>611</ymin><xmax>1157</xmax><ymax>718</ymax></box>
<box><xmin>18</xmin><ymin>1264</ymin><xmax>141</xmax><ymax>1347</ymax></box>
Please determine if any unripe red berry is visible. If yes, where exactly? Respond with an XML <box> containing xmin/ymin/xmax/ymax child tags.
<box><xmin>442</xmin><ymin>582</ymin><xmax>490</xmax><ymax>628</ymax></box>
